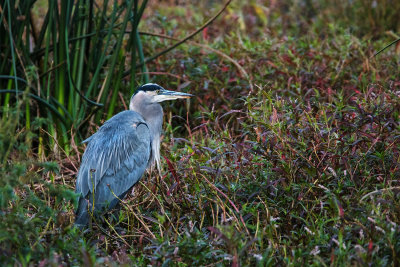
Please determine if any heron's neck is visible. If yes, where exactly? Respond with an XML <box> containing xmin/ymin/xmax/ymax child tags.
<box><xmin>130</xmin><ymin>97</ymin><xmax>163</xmax><ymax>172</ymax></box>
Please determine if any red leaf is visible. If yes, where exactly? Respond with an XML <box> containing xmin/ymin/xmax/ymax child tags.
<box><xmin>338</xmin><ymin>206</ymin><xmax>344</xmax><ymax>218</ymax></box>
<box><xmin>368</xmin><ymin>239</ymin><xmax>373</xmax><ymax>253</ymax></box>
<box><xmin>327</xmin><ymin>87</ymin><xmax>333</xmax><ymax>96</ymax></box>
<box><xmin>163</xmin><ymin>156</ymin><xmax>180</xmax><ymax>196</ymax></box>
<box><xmin>228</xmin><ymin>77</ymin><xmax>237</xmax><ymax>83</ymax></box>
<box><xmin>336</xmin><ymin>199</ymin><xmax>344</xmax><ymax>218</ymax></box>
<box><xmin>202</xmin><ymin>27</ymin><xmax>209</xmax><ymax>40</ymax></box>
<box><xmin>221</xmin><ymin>66</ymin><xmax>230</xmax><ymax>72</ymax></box>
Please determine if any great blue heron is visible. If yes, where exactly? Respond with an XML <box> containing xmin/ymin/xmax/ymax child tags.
<box><xmin>75</xmin><ymin>83</ymin><xmax>193</xmax><ymax>227</ymax></box>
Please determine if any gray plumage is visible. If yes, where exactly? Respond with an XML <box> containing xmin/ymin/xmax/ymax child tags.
<box><xmin>75</xmin><ymin>83</ymin><xmax>192</xmax><ymax>227</ymax></box>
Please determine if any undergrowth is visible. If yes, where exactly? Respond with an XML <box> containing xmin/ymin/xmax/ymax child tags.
<box><xmin>0</xmin><ymin>96</ymin><xmax>91</xmax><ymax>265</ymax></box>
<box><xmin>1</xmin><ymin>0</ymin><xmax>400</xmax><ymax>266</ymax></box>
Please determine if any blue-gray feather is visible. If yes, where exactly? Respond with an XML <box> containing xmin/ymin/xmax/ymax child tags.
<box><xmin>75</xmin><ymin>110</ymin><xmax>151</xmax><ymax>226</ymax></box>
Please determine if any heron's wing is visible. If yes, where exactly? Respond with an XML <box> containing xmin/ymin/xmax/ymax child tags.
<box><xmin>75</xmin><ymin>110</ymin><xmax>151</xmax><ymax>200</ymax></box>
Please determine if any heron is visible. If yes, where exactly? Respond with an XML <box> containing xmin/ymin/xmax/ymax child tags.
<box><xmin>75</xmin><ymin>83</ymin><xmax>193</xmax><ymax>227</ymax></box>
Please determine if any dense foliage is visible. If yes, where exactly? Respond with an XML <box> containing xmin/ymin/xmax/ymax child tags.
<box><xmin>1</xmin><ymin>0</ymin><xmax>400</xmax><ymax>265</ymax></box>
<box><xmin>0</xmin><ymin>0</ymin><xmax>150</xmax><ymax>155</ymax></box>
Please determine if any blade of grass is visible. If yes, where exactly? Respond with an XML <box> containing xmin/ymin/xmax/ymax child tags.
<box><xmin>94</xmin><ymin>0</ymin><xmax>137</xmax><ymax>123</ymax></box>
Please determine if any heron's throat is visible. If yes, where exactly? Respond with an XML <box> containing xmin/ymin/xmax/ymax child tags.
<box><xmin>151</xmin><ymin>134</ymin><xmax>161</xmax><ymax>173</ymax></box>
<box><xmin>146</xmin><ymin>115</ymin><xmax>162</xmax><ymax>174</ymax></box>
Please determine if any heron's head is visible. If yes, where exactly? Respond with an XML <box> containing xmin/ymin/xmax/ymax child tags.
<box><xmin>130</xmin><ymin>83</ymin><xmax>193</xmax><ymax>106</ymax></box>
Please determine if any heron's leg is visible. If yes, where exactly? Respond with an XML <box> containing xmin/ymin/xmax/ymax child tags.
<box><xmin>75</xmin><ymin>197</ymin><xmax>89</xmax><ymax>228</ymax></box>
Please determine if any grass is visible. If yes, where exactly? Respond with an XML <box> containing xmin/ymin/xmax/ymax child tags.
<box><xmin>1</xmin><ymin>0</ymin><xmax>400</xmax><ymax>266</ymax></box>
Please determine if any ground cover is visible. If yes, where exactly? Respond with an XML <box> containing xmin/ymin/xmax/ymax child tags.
<box><xmin>1</xmin><ymin>0</ymin><xmax>400</xmax><ymax>266</ymax></box>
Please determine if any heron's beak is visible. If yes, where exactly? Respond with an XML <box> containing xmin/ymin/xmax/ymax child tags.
<box><xmin>154</xmin><ymin>88</ymin><xmax>194</xmax><ymax>102</ymax></box>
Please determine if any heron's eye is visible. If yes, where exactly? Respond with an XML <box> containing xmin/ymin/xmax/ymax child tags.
<box><xmin>155</xmin><ymin>90</ymin><xmax>160</xmax><ymax>94</ymax></box>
